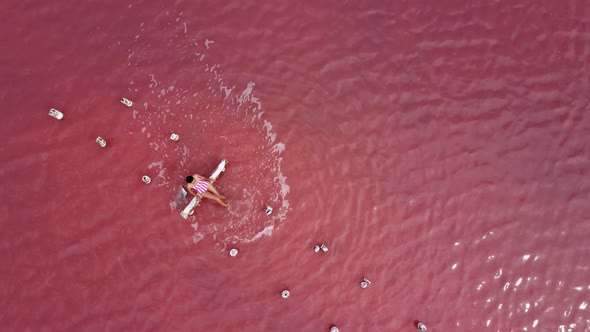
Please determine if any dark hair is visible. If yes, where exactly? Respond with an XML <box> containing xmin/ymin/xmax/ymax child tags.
<box><xmin>186</xmin><ymin>176</ymin><xmax>194</xmax><ymax>183</ymax></box>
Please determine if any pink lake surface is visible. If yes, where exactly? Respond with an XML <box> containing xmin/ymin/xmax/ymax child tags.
<box><xmin>1</xmin><ymin>1</ymin><xmax>590</xmax><ymax>331</ymax></box>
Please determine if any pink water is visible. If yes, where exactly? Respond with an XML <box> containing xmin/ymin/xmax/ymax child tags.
<box><xmin>1</xmin><ymin>1</ymin><xmax>590</xmax><ymax>331</ymax></box>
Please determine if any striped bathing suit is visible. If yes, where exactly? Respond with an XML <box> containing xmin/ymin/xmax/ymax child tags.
<box><xmin>193</xmin><ymin>179</ymin><xmax>209</xmax><ymax>194</ymax></box>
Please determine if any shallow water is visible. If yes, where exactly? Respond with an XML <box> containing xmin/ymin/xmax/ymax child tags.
<box><xmin>1</xmin><ymin>1</ymin><xmax>589</xmax><ymax>331</ymax></box>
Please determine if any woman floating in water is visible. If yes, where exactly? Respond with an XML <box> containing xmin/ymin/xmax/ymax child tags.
<box><xmin>186</xmin><ymin>173</ymin><xmax>228</xmax><ymax>207</ymax></box>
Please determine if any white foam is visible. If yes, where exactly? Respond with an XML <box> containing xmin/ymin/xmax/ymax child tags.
<box><xmin>192</xmin><ymin>233</ymin><xmax>204</xmax><ymax>244</ymax></box>
<box><xmin>246</xmin><ymin>224</ymin><xmax>274</xmax><ymax>243</ymax></box>
<box><xmin>147</xmin><ymin>161</ymin><xmax>167</xmax><ymax>186</ymax></box>
<box><xmin>149</xmin><ymin>74</ymin><xmax>158</xmax><ymax>88</ymax></box>
<box><xmin>263</xmin><ymin>120</ymin><xmax>276</xmax><ymax>143</ymax></box>
<box><xmin>271</xmin><ymin>142</ymin><xmax>285</xmax><ymax>154</ymax></box>
<box><xmin>220</xmin><ymin>84</ymin><xmax>234</xmax><ymax>99</ymax></box>
<box><xmin>276</xmin><ymin>200</ymin><xmax>290</xmax><ymax>221</ymax></box>
<box><xmin>275</xmin><ymin>162</ymin><xmax>290</xmax><ymax>198</ymax></box>
<box><xmin>251</xmin><ymin>96</ymin><xmax>261</xmax><ymax>110</ymax></box>
<box><xmin>237</xmin><ymin>82</ymin><xmax>255</xmax><ymax>107</ymax></box>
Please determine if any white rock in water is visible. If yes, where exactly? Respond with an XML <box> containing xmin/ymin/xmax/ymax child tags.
<box><xmin>229</xmin><ymin>248</ymin><xmax>238</xmax><ymax>257</ymax></box>
<box><xmin>281</xmin><ymin>290</ymin><xmax>290</xmax><ymax>298</ymax></box>
<box><xmin>48</xmin><ymin>108</ymin><xmax>63</xmax><ymax>120</ymax></box>
<box><xmin>95</xmin><ymin>136</ymin><xmax>107</xmax><ymax>147</ymax></box>
<box><xmin>121</xmin><ymin>98</ymin><xmax>133</xmax><ymax>107</ymax></box>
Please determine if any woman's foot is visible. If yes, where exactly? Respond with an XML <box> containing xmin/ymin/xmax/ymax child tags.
<box><xmin>217</xmin><ymin>198</ymin><xmax>228</xmax><ymax>207</ymax></box>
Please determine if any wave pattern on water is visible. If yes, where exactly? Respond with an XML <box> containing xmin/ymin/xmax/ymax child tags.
<box><xmin>0</xmin><ymin>1</ymin><xmax>589</xmax><ymax>332</ymax></box>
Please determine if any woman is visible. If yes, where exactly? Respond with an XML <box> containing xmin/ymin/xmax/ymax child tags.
<box><xmin>186</xmin><ymin>173</ymin><xmax>228</xmax><ymax>207</ymax></box>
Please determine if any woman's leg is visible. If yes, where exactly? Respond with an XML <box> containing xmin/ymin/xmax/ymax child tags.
<box><xmin>201</xmin><ymin>191</ymin><xmax>228</xmax><ymax>207</ymax></box>
<box><xmin>207</xmin><ymin>182</ymin><xmax>225</xmax><ymax>200</ymax></box>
